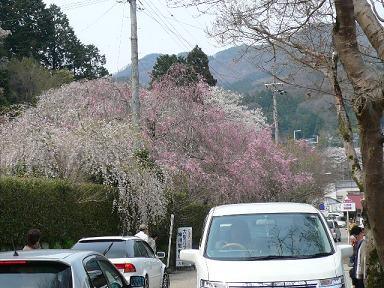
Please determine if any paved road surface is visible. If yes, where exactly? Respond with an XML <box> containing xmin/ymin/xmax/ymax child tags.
<box><xmin>170</xmin><ymin>227</ymin><xmax>353</xmax><ymax>288</ymax></box>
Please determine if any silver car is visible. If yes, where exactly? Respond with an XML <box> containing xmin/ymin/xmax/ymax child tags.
<box><xmin>0</xmin><ymin>249</ymin><xmax>145</xmax><ymax>288</ymax></box>
<box><xmin>72</xmin><ymin>236</ymin><xmax>169</xmax><ymax>288</ymax></box>
<box><xmin>327</xmin><ymin>219</ymin><xmax>342</xmax><ymax>242</ymax></box>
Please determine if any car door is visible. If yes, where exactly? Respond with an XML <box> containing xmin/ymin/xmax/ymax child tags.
<box><xmin>84</xmin><ymin>255</ymin><xmax>109</xmax><ymax>288</ymax></box>
<box><xmin>133</xmin><ymin>240</ymin><xmax>155</xmax><ymax>287</ymax></box>
<box><xmin>98</xmin><ymin>258</ymin><xmax>128</xmax><ymax>288</ymax></box>
<box><xmin>142</xmin><ymin>241</ymin><xmax>163</xmax><ymax>288</ymax></box>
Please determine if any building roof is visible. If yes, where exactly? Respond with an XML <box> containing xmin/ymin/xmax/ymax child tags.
<box><xmin>347</xmin><ymin>194</ymin><xmax>364</xmax><ymax>210</ymax></box>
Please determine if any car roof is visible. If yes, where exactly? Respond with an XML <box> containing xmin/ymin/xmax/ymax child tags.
<box><xmin>211</xmin><ymin>202</ymin><xmax>319</xmax><ymax>216</ymax></box>
<box><xmin>78</xmin><ymin>236</ymin><xmax>139</xmax><ymax>242</ymax></box>
<box><xmin>0</xmin><ymin>249</ymin><xmax>98</xmax><ymax>264</ymax></box>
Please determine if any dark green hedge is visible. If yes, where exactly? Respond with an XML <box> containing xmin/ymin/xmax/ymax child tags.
<box><xmin>0</xmin><ymin>177</ymin><xmax>120</xmax><ymax>249</ymax></box>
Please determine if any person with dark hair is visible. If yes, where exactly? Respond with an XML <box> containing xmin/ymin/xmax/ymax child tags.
<box><xmin>23</xmin><ymin>229</ymin><xmax>41</xmax><ymax>250</ymax></box>
<box><xmin>349</xmin><ymin>226</ymin><xmax>365</xmax><ymax>288</ymax></box>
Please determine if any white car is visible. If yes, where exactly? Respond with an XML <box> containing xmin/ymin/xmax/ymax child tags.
<box><xmin>327</xmin><ymin>213</ymin><xmax>347</xmax><ymax>228</ymax></box>
<box><xmin>0</xmin><ymin>249</ymin><xmax>145</xmax><ymax>288</ymax></box>
<box><xmin>72</xmin><ymin>236</ymin><xmax>169</xmax><ymax>288</ymax></box>
<box><xmin>181</xmin><ymin>202</ymin><xmax>353</xmax><ymax>288</ymax></box>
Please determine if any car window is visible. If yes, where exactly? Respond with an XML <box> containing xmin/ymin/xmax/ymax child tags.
<box><xmin>142</xmin><ymin>241</ymin><xmax>155</xmax><ymax>258</ymax></box>
<box><xmin>73</xmin><ymin>240</ymin><xmax>131</xmax><ymax>258</ymax></box>
<box><xmin>205</xmin><ymin>213</ymin><xmax>333</xmax><ymax>260</ymax></box>
<box><xmin>98</xmin><ymin>260</ymin><xmax>125</xmax><ymax>288</ymax></box>
<box><xmin>84</xmin><ymin>257</ymin><xmax>108</xmax><ymax>288</ymax></box>
<box><xmin>0</xmin><ymin>260</ymin><xmax>72</xmax><ymax>288</ymax></box>
<box><xmin>133</xmin><ymin>241</ymin><xmax>149</xmax><ymax>258</ymax></box>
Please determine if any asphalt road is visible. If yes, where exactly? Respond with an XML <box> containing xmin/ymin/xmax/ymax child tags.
<box><xmin>170</xmin><ymin>228</ymin><xmax>353</xmax><ymax>288</ymax></box>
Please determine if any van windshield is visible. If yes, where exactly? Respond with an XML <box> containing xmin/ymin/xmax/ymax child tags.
<box><xmin>205</xmin><ymin>213</ymin><xmax>333</xmax><ymax>260</ymax></box>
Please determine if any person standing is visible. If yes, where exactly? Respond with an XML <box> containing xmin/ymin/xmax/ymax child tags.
<box><xmin>349</xmin><ymin>226</ymin><xmax>365</xmax><ymax>288</ymax></box>
<box><xmin>135</xmin><ymin>224</ymin><xmax>149</xmax><ymax>243</ymax></box>
<box><xmin>23</xmin><ymin>229</ymin><xmax>41</xmax><ymax>250</ymax></box>
<box><xmin>148</xmin><ymin>233</ymin><xmax>158</xmax><ymax>253</ymax></box>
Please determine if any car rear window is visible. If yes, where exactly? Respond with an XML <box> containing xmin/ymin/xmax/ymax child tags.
<box><xmin>72</xmin><ymin>239</ymin><xmax>132</xmax><ymax>258</ymax></box>
<box><xmin>0</xmin><ymin>260</ymin><xmax>72</xmax><ymax>288</ymax></box>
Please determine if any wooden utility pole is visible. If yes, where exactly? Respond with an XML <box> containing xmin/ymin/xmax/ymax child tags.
<box><xmin>264</xmin><ymin>82</ymin><xmax>285</xmax><ymax>144</ymax></box>
<box><xmin>128</xmin><ymin>0</ymin><xmax>140</xmax><ymax>128</ymax></box>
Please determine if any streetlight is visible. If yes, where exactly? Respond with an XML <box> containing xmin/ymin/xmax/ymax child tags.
<box><xmin>294</xmin><ymin>129</ymin><xmax>301</xmax><ymax>141</ymax></box>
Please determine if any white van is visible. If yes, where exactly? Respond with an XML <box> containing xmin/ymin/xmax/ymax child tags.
<box><xmin>181</xmin><ymin>203</ymin><xmax>353</xmax><ymax>288</ymax></box>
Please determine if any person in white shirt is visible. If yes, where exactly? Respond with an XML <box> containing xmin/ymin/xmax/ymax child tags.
<box><xmin>135</xmin><ymin>224</ymin><xmax>149</xmax><ymax>243</ymax></box>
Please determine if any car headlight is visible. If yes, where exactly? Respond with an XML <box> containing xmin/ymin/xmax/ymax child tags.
<box><xmin>200</xmin><ymin>280</ymin><xmax>227</xmax><ymax>288</ymax></box>
<box><xmin>318</xmin><ymin>276</ymin><xmax>345</xmax><ymax>287</ymax></box>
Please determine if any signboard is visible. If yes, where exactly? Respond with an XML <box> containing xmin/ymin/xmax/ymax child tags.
<box><xmin>176</xmin><ymin>227</ymin><xmax>192</xmax><ymax>267</ymax></box>
<box><xmin>341</xmin><ymin>202</ymin><xmax>356</xmax><ymax>212</ymax></box>
<box><xmin>344</xmin><ymin>196</ymin><xmax>353</xmax><ymax>203</ymax></box>
<box><xmin>319</xmin><ymin>203</ymin><xmax>325</xmax><ymax>211</ymax></box>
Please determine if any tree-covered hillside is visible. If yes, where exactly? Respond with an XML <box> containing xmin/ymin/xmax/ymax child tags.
<box><xmin>0</xmin><ymin>0</ymin><xmax>108</xmax><ymax>107</ymax></box>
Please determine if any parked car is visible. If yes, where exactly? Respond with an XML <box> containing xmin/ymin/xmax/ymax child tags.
<box><xmin>327</xmin><ymin>219</ymin><xmax>342</xmax><ymax>242</ymax></box>
<box><xmin>181</xmin><ymin>202</ymin><xmax>353</xmax><ymax>288</ymax></box>
<box><xmin>0</xmin><ymin>249</ymin><xmax>145</xmax><ymax>288</ymax></box>
<box><xmin>327</xmin><ymin>213</ymin><xmax>347</xmax><ymax>228</ymax></box>
<box><xmin>72</xmin><ymin>236</ymin><xmax>168</xmax><ymax>288</ymax></box>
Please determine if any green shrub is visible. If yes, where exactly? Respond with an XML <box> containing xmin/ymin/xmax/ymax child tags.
<box><xmin>0</xmin><ymin>176</ymin><xmax>119</xmax><ymax>249</ymax></box>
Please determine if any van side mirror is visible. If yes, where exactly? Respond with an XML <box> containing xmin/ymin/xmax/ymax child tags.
<box><xmin>156</xmin><ymin>252</ymin><xmax>165</xmax><ymax>259</ymax></box>
<box><xmin>339</xmin><ymin>244</ymin><xmax>353</xmax><ymax>258</ymax></box>
<box><xmin>180</xmin><ymin>249</ymin><xmax>198</xmax><ymax>264</ymax></box>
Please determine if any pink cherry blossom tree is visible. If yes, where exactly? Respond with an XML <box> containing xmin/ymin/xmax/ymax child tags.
<box><xmin>144</xmin><ymin>65</ymin><xmax>314</xmax><ymax>204</ymax></box>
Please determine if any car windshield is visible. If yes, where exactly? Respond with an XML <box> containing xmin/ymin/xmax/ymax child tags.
<box><xmin>0</xmin><ymin>260</ymin><xmax>72</xmax><ymax>288</ymax></box>
<box><xmin>205</xmin><ymin>213</ymin><xmax>333</xmax><ymax>260</ymax></box>
<box><xmin>72</xmin><ymin>239</ymin><xmax>130</xmax><ymax>258</ymax></box>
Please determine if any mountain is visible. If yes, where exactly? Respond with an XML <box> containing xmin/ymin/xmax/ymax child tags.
<box><xmin>112</xmin><ymin>46</ymin><xmax>274</xmax><ymax>88</ymax></box>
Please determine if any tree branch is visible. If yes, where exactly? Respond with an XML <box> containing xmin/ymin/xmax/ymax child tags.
<box><xmin>355</xmin><ymin>0</ymin><xmax>384</xmax><ymax>61</ymax></box>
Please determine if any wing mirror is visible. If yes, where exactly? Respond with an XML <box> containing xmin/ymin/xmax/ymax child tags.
<box><xmin>180</xmin><ymin>249</ymin><xmax>198</xmax><ymax>264</ymax></box>
<box><xmin>338</xmin><ymin>244</ymin><xmax>353</xmax><ymax>258</ymax></box>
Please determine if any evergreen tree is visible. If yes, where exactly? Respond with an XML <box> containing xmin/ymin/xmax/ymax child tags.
<box><xmin>150</xmin><ymin>54</ymin><xmax>185</xmax><ymax>84</ymax></box>
<box><xmin>151</xmin><ymin>46</ymin><xmax>216</xmax><ymax>86</ymax></box>
<box><xmin>186</xmin><ymin>45</ymin><xmax>216</xmax><ymax>86</ymax></box>
<box><xmin>0</xmin><ymin>0</ymin><xmax>109</xmax><ymax>80</ymax></box>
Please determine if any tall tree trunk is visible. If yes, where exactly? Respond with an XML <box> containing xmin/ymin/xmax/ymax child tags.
<box><xmin>334</xmin><ymin>0</ymin><xmax>384</xmax><ymax>272</ymax></box>
<box><xmin>328</xmin><ymin>59</ymin><xmax>363</xmax><ymax>188</ymax></box>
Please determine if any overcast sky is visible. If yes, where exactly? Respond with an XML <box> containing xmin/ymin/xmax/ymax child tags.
<box><xmin>43</xmin><ymin>0</ymin><xmax>226</xmax><ymax>74</ymax></box>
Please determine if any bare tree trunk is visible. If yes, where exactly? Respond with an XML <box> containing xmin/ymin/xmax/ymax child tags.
<box><xmin>334</xmin><ymin>0</ymin><xmax>384</xmax><ymax>269</ymax></box>
<box><xmin>328</xmin><ymin>58</ymin><xmax>363</xmax><ymax>188</ymax></box>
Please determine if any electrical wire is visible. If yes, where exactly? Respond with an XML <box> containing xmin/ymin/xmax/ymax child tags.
<box><xmin>116</xmin><ymin>2</ymin><xmax>127</xmax><ymax>72</ymax></box>
<box><xmin>79</xmin><ymin>2</ymin><xmax>117</xmax><ymax>32</ymax></box>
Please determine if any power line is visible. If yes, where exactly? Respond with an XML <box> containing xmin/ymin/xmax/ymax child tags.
<box><xmin>116</xmin><ymin>2</ymin><xmax>127</xmax><ymax>72</ymax></box>
<box><xmin>61</xmin><ymin>0</ymin><xmax>112</xmax><ymax>11</ymax></box>
<box><xmin>79</xmin><ymin>3</ymin><xmax>117</xmax><ymax>32</ymax></box>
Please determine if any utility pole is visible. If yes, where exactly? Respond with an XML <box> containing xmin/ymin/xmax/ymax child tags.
<box><xmin>128</xmin><ymin>0</ymin><xmax>140</xmax><ymax>128</ymax></box>
<box><xmin>265</xmin><ymin>82</ymin><xmax>285</xmax><ymax>144</ymax></box>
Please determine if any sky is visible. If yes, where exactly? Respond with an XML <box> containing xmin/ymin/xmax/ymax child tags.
<box><xmin>43</xmin><ymin>0</ymin><xmax>226</xmax><ymax>74</ymax></box>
